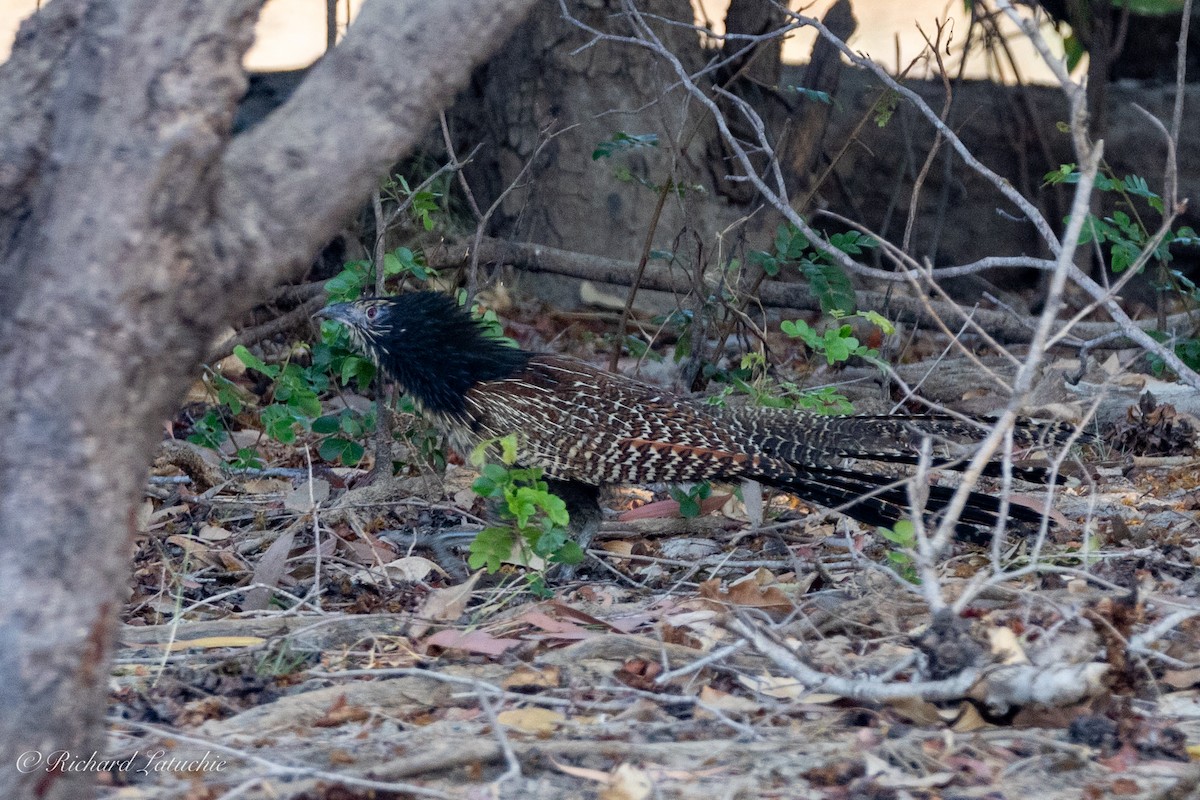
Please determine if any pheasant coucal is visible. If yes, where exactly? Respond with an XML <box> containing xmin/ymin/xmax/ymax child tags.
<box><xmin>317</xmin><ymin>291</ymin><xmax>1068</xmax><ymax>556</ymax></box>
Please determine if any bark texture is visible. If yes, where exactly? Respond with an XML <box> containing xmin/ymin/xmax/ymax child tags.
<box><xmin>0</xmin><ymin>1</ymin><xmax>536</xmax><ymax>797</ymax></box>
<box><xmin>439</xmin><ymin>3</ymin><xmax>1196</xmax><ymax>299</ymax></box>
<box><xmin>448</xmin><ymin>0</ymin><xmax>723</xmax><ymax>262</ymax></box>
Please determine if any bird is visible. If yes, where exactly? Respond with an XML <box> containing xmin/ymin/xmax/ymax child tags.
<box><xmin>316</xmin><ymin>291</ymin><xmax>1071</xmax><ymax>563</ymax></box>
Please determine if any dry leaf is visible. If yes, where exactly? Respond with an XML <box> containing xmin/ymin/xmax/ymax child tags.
<box><xmin>698</xmin><ymin>575</ymin><xmax>791</xmax><ymax>612</ymax></box>
<box><xmin>163</xmin><ymin>636</ymin><xmax>266</xmax><ymax>652</ymax></box>
<box><xmin>411</xmin><ymin>570</ymin><xmax>482</xmax><ymax>636</ymax></box>
<box><xmin>422</xmin><ymin>629</ymin><xmax>521</xmax><ymax>657</ymax></box>
<box><xmin>502</xmin><ymin>665</ymin><xmax>561</xmax><ymax>690</ymax></box>
<box><xmin>496</xmin><ymin>707</ymin><xmax>565</xmax><ymax>735</ymax></box>
<box><xmin>1161</xmin><ymin>668</ymin><xmax>1200</xmax><ymax>689</ymax></box>
<box><xmin>241</xmin><ymin>478</ymin><xmax>292</xmax><ymax>494</ymax></box>
<box><xmin>697</xmin><ymin>685</ymin><xmax>762</xmax><ymax>714</ymax></box>
<box><xmin>988</xmin><ymin>625</ymin><xmax>1030</xmax><ymax>665</ymax></box>
<box><xmin>284</xmin><ymin>479</ymin><xmax>330</xmax><ymax>512</ymax></box>
<box><xmin>599</xmin><ymin>763</ymin><xmax>653</xmax><ymax>800</ymax></box>
<box><xmin>737</xmin><ymin>671</ymin><xmax>807</xmax><ymax>700</ymax></box>
<box><xmin>351</xmin><ymin>556</ymin><xmax>445</xmax><ymax>586</ymax></box>
<box><xmin>243</xmin><ymin>528</ymin><xmax>295</xmax><ymax>611</ymax></box>
<box><xmin>216</xmin><ymin>550</ymin><xmax>249</xmax><ymax>571</ymax></box>
<box><xmin>551</xmin><ymin>757</ymin><xmax>611</xmax><ymax>782</ymax></box>
<box><xmin>973</xmin><ymin>662</ymin><xmax>1110</xmax><ymax>714</ymax></box>
<box><xmin>517</xmin><ymin>609</ymin><xmax>588</xmax><ymax>635</ymax></box>
<box><xmin>886</xmin><ymin>696</ymin><xmax>943</xmax><ymax>725</ymax></box>
<box><xmin>618</xmin><ymin>493</ymin><xmax>731</xmax><ymax>521</ymax></box>
<box><xmin>600</xmin><ymin>541</ymin><xmax>634</xmax><ymax>557</ymax></box>
<box><xmin>740</xmin><ymin>479</ymin><xmax>763</xmax><ymax>527</ymax></box>
<box><xmin>313</xmin><ymin>694</ymin><xmax>371</xmax><ymax>727</ymax></box>
<box><xmin>164</xmin><ymin>534</ymin><xmax>214</xmax><ymax>563</ymax></box>
<box><xmin>662</xmin><ymin>608</ymin><xmax>724</xmax><ymax>650</ymax></box>
<box><xmin>951</xmin><ymin>701</ymin><xmax>991</xmax><ymax>732</ymax></box>
<box><xmin>228</xmin><ymin>429</ymin><xmax>264</xmax><ymax>450</ymax></box>
<box><xmin>197</xmin><ymin>524</ymin><xmax>233</xmax><ymax>542</ymax></box>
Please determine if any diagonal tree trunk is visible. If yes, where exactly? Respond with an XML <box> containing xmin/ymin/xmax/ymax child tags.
<box><xmin>0</xmin><ymin>1</ymin><xmax>536</xmax><ymax>797</ymax></box>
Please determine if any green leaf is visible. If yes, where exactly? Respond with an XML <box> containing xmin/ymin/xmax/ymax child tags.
<box><xmin>549</xmin><ymin>540</ymin><xmax>584</xmax><ymax>565</ymax></box>
<box><xmin>524</xmin><ymin>573</ymin><xmax>554</xmax><ymax>598</ymax></box>
<box><xmin>879</xmin><ymin>519</ymin><xmax>916</xmax><ymax>546</ymax></box>
<box><xmin>472</xmin><ymin>475</ymin><xmax>498</xmax><ymax>498</ymax></box>
<box><xmin>339</xmin><ymin>355</ymin><xmax>375</xmax><ymax>391</ymax></box>
<box><xmin>801</xmin><ymin>259</ymin><xmax>857</xmax><ymax>316</ymax></box>
<box><xmin>481</xmin><ymin>463</ymin><xmax>509</xmax><ymax>482</ymax></box>
<box><xmin>382</xmin><ymin>251</ymin><xmax>402</xmax><ymax>276</ymax></box>
<box><xmin>1062</xmin><ymin>32</ymin><xmax>1084</xmax><ymax>72</ymax></box>
<box><xmin>781</xmin><ymin>319</ymin><xmax>823</xmax><ymax>349</ymax></box>
<box><xmin>775</xmin><ymin>224</ymin><xmax>809</xmax><ymax>261</ymax></box>
<box><xmin>385</xmin><ymin>247</ymin><xmax>422</xmax><ymax>276</ymax></box>
<box><xmin>539</xmin><ymin>493</ymin><xmax>569</xmax><ymax>527</ymax></box>
<box><xmin>827</xmin><ymin>231</ymin><xmax>877</xmax><ymax>256</ymax></box>
<box><xmin>233</xmin><ymin>345</ymin><xmax>277</xmax><ymax>379</ymax></box>
<box><xmin>1116</xmin><ymin>0</ymin><xmax>1184</xmax><ymax>15</ymax></box>
<box><xmin>669</xmin><ymin>483</ymin><xmax>711</xmax><ymax>519</ymax></box>
<box><xmin>319</xmin><ymin>437</ymin><xmax>364</xmax><ymax>465</ymax></box>
<box><xmin>230</xmin><ymin>447</ymin><xmax>263</xmax><ymax>470</ymax></box>
<box><xmin>261</xmin><ymin>405</ymin><xmax>298</xmax><ymax>444</ymax></box>
<box><xmin>531</xmin><ymin>524</ymin><xmax>569</xmax><ymax>558</ymax></box>
<box><xmin>469</xmin><ymin>440</ymin><xmax>492</xmax><ymax>467</ymax></box>
<box><xmin>311</xmin><ymin>415</ymin><xmax>340</xmax><ymax>434</ymax></box>
<box><xmin>187</xmin><ymin>408</ymin><xmax>227</xmax><ymax>449</ymax></box>
<box><xmin>748</xmin><ymin>249</ymin><xmax>780</xmax><ymax>277</ymax></box>
<box><xmin>821</xmin><ymin>327</ymin><xmax>859</xmax><ymax>364</ymax></box>
<box><xmin>511</xmin><ymin>488</ymin><xmax>541</xmax><ymax>528</ymax></box>
<box><xmin>339</xmin><ymin>413</ymin><xmax>365</xmax><ymax>437</ymax></box>
<box><xmin>795</xmin><ymin>387</ymin><xmax>855</xmax><ymax>415</ymax></box>
<box><xmin>678</xmin><ymin>489</ymin><xmax>701</xmax><ymax>518</ymax></box>
<box><xmin>1110</xmin><ymin>210</ymin><xmax>1136</xmax><ymax>237</ymax></box>
<box><xmin>286</xmin><ymin>390</ymin><xmax>323</xmax><ymax>420</ymax></box>
<box><xmin>323</xmin><ymin>262</ymin><xmax>369</xmax><ymax>301</ymax></box>
<box><xmin>1043</xmin><ymin>163</ymin><xmax>1078</xmax><ymax>185</ymax></box>
<box><xmin>498</xmin><ymin>433</ymin><xmax>519</xmax><ymax>465</ymax></box>
<box><xmin>1110</xmin><ymin>239</ymin><xmax>1140</xmax><ymax>273</ymax></box>
<box><xmin>1077</xmin><ymin>214</ymin><xmax>1111</xmax><ymax>246</ymax></box>
<box><xmin>468</xmin><ymin>527</ymin><xmax>516</xmax><ymax>573</ymax></box>
<box><xmin>789</xmin><ymin>86</ymin><xmax>832</xmax><ymax>105</ymax></box>
<box><xmin>212</xmin><ymin>375</ymin><xmax>244</xmax><ymax>416</ymax></box>
<box><xmin>874</xmin><ymin>90</ymin><xmax>899</xmax><ymax>127</ymax></box>
<box><xmin>592</xmin><ymin>131</ymin><xmax>660</xmax><ymax>160</ymax></box>
<box><xmin>860</xmin><ymin>310</ymin><xmax>895</xmax><ymax>335</ymax></box>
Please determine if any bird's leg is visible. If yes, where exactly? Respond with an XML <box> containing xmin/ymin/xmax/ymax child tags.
<box><xmin>545</xmin><ymin>478</ymin><xmax>602</xmax><ymax>579</ymax></box>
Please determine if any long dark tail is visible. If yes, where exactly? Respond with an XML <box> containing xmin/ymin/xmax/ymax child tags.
<box><xmin>757</xmin><ymin>464</ymin><xmax>1047</xmax><ymax>543</ymax></box>
<box><xmin>722</xmin><ymin>407</ymin><xmax>1085</xmax><ymax>484</ymax></box>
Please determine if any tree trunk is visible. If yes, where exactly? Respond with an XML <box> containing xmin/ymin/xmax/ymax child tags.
<box><xmin>0</xmin><ymin>1</ymin><xmax>536</xmax><ymax>797</ymax></box>
<box><xmin>447</xmin><ymin>0</ymin><xmax>723</xmax><ymax>265</ymax></box>
<box><xmin>436</xmin><ymin>0</ymin><xmax>858</xmax><ymax>299</ymax></box>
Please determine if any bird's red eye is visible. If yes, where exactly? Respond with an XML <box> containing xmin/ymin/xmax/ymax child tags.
<box><xmin>366</xmin><ymin>306</ymin><xmax>378</xmax><ymax>320</ymax></box>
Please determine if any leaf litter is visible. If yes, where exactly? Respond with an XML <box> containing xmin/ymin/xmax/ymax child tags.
<box><xmin>113</xmin><ymin>315</ymin><xmax>1200</xmax><ymax>799</ymax></box>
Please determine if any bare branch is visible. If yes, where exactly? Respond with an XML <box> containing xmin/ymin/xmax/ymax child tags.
<box><xmin>212</xmin><ymin>0</ymin><xmax>539</xmax><ymax>310</ymax></box>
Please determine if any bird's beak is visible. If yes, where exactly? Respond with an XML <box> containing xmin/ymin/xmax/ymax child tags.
<box><xmin>314</xmin><ymin>302</ymin><xmax>351</xmax><ymax>324</ymax></box>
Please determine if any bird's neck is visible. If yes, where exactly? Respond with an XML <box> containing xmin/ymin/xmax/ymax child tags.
<box><xmin>380</xmin><ymin>319</ymin><xmax>531</xmax><ymax>417</ymax></box>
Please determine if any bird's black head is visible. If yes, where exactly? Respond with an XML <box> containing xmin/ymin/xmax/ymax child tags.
<box><xmin>317</xmin><ymin>292</ymin><xmax>531</xmax><ymax>416</ymax></box>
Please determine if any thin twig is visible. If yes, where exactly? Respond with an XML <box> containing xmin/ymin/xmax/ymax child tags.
<box><xmin>439</xmin><ymin>109</ymin><xmax>483</xmax><ymax>222</ymax></box>
<box><xmin>609</xmin><ymin>181</ymin><xmax>672</xmax><ymax>372</ymax></box>
<box><xmin>114</xmin><ymin>719</ymin><xmax>450</xmax><ymax>799</ymax></box>
<box><xmin>465</xmin><ymin>123</ymin><xmax>576</xmax><ymax>303</ymax></box>
<box><xmin>477</xmin><ymin>689</ymin><xmax>521</xmax><ymax>784</ymax></box>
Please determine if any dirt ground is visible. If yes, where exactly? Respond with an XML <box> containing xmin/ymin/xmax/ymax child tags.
<box><xmin>99</xmin><ymin>298</ymin><xmax>1200</xmax><ymax>800</ymax></box>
